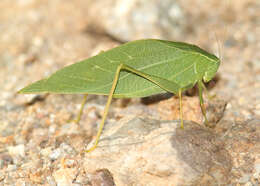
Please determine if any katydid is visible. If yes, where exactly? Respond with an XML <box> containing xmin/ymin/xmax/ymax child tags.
<box><xmin>19</xmin><ymin>39</ymin><xmax>220</xmax><ymax>152</ymax></box>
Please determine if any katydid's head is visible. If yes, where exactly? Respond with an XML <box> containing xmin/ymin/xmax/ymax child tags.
<box><xmin>203</xmin><ymin>30</ymin><xmax>224</xmax><ymax>82</ymax></box>
<box><xmin>203</xmin><ymin>58</ymin><xmax>220</xmax><ymax>82</ymax></box>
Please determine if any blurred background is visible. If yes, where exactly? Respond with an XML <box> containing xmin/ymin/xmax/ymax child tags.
<box><xmin>0</xmin><ymin>0</ymin><xmax>259</xmax><ymax>184</ymax></box>
<box><xmin>0</xmin><ymin>0</ymin><xmax>259</xmax><ymax>116</ymax></box>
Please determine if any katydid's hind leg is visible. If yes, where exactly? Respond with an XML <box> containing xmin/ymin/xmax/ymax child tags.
<box><xmin>70</xmin><ymin>94</ymin><xmax>88</xmax><ymax>124</ymax></box>
<box><xmin>86</xmin><ymin>63</ymin><xmax>181</xmax><ymax>152</ymax></box>
<box><xmin>179</xmin><ymin>90</ymin><xmax>184</xmax><ymax>129</ymax></box>
<box><xmin>198</xmin><ymin>81</ymin><xmax>209</xmax><ymax>126</ymax></box>
<box><xmin>86</xmin><ymin>64</ymin><xmax>124</xmax><ymax>153</ymax></box>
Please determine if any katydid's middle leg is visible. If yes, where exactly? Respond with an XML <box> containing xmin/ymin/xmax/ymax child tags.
<box><xmin>179</xmin><ymin>90</ymin><xmax>184</xmax><ymax>129</ymax></box>
<box><xmin>70</xmin><ymin>94</ymin><xmax>88</xmax><ymax>124</ymax></box>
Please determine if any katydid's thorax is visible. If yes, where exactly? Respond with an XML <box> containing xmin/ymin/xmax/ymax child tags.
<box><xmin>170</xmin><ymin>55</ymin><xmax>220</xmax><ymax>91</ymax></box>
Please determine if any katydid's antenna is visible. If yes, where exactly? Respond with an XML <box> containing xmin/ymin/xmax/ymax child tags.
<box><xmin>214</xmin><ymin>32</ymin><xmax>223</xmax><ymax>63</ymax></box>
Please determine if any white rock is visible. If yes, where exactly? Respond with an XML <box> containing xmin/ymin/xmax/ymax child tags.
<box><xmin>87</xmin><ymin>0</ymin><xmax>186</xmax><ymax>41</ymax></box>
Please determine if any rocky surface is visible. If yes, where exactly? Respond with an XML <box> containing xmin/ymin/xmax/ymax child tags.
<box><xmin>84</xmin><ymin>117</ymin><xmax>232</xmax><ymax>185</ymax></box>
<box><xmin>0</xmin><ymin>0</ymin><xmax>259</xmax><ymax>185</ymax></box>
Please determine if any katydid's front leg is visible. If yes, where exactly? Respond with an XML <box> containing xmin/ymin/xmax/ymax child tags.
<box><xmin>198</xmin><ymin>80</ymin><xmax>209</xmax><ymax>126</ymax></box>
<box><xmin>86</xmin><ymin>63</ymin><xmax>181</xmax><ymax>153</ymax></box>
<box><xmin>201</xmin><ymin>82</ymin><xmax>216</xmax><ymax>100</ymax></box>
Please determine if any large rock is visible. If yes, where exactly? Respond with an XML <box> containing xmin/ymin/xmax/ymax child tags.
<box><xmin>215</xmin><ymin>119</ymin><xmax>260</xmax><ymax>185</ymax></box>
<box><xmin>84</xmin><ymin>117</ymin><xmax>232</xmax><ymax>185</ymax></box>
<box><xmin>87</xmin><ymin>0</ymin><xmax>187</xmax><ymax>41</ymax></box>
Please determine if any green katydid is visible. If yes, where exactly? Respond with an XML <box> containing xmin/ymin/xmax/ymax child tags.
<box><xmin>19</xmin><ymin>39</ymin><xmax>220</xmax><ymax>152</ymax></box>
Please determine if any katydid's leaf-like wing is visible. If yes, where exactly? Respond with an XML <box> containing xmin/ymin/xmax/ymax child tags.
<box><xmin>19</xmin><ymin>39</ymin><xmax>219</xmax><ymax>98</ymax></box>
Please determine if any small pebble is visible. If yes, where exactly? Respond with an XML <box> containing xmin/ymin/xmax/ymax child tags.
<box><xmin>7</xmin><ymin>164</ymin><xmax>17</xmax><ymax>171</ymax></box>
<box><xmin>7</xmin><ymin>144</ymin><xmax>25</xmax><ymax>158</ymax></box>
<box><xmin>49</xmin><ymin>149</ymin><xmax>61</xmax><ymax>161</ymax></box>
